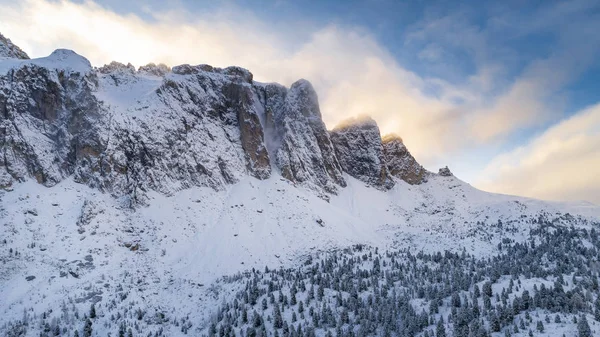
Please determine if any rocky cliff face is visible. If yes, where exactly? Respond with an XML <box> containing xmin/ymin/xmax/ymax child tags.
<box><xmin>255</xmin><ymin>80</ymin><xmax>346</xmax><ymax>194</ymax></box>
<box><xmin>330</xmin><ymin>116</ymin><xmax>394</xmax><ymax>190</ymax></box>
<box><xmin>0</xmin><ymin>34</ymin><xmax>446</xmax><ymax>202</ymax></box>
<box><xmin>329</xmin><ymin>119</ymin><xmax>432</xmax><ymax>188</ymax></box>
<box><xmin>0</xmin><ymin>50</ymin><xmax>98</xmax><ymax>189</ymax></box>
<box><xmin>0</xmin><ymin>52</ymin><xmax>273</xmax><ymax>201</ymax></box>
<box><xmin>0</xmin><ymin>33</ymin><xmax>29</xmax><ymax>59</ymax></box>
<box><xmin>91</xmin><ymin>62</ymin><xmax>275</xmax><ymax>203</ymax></box>
<box><xmin>382</xmin><ymin>134</ymin><xmax>429</xmax><ymax>185</ymax></box>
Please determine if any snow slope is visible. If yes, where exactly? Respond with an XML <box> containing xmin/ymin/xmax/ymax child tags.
<box><xmin>0</xmin><ymin>49</ymin><xmax>91</xmax><ymax>75</ymax></box>
<box><xmin>2</xmin><ymin>170</ymin><xmax>599</xmax><ymax>335</ymax></box>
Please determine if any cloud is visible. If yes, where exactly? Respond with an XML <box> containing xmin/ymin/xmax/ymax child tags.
<box><xmin>476</xmin><ymin>103</ymin><xmax>600</xmax><ymax>204</ymax></box>
<box><xmin>407</xmin><ymin>1</ymin><xmax>600</xmax><ymax>144</ymax></box>
<box><xmin>417</xmin><ymin>43</ymin><xmax>443</xmax><ymax>62</ymax></box>
<box><xmin>0</xmin><ymin>0</ymin><xmax>283</xmax><ymax>69</ymax></box>
<box><xmin>467</xmin><ymin>16</ymin><xmax>600</xmax><ymax>142</ymax></box>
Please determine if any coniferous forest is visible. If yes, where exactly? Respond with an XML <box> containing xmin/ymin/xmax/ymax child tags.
<box><xmin>3</xmin><ymin>220</ymin><xmax>600</xmax><ymax>337</ymax></box>
<box><xmin>206</xmin><ymin>223</ymin><xmax>600</xmax><ymax>337</ymax></box>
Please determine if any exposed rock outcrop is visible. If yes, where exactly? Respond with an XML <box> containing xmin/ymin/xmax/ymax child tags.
<box><xmin>0</xmin><ymin>33</ymin><xmax>29</xmax><ymax>59</ymax></box>
<box><xmin>0</xmin><ymin>49</ymin><xmax>271</xmax><ymax>201</ymax></box>
<box><xmin>438</xmin><ymin>166</ymin><xmax>453</xmax><ymax>177</ymax></box>
<box><xmin>87</xmin><ymin>62</ymin><xmax>272</xmax><ymax>201</ymax></box>
<box><xmin>0</xmin><ymin>50</ymin><xmax>99</xmax><ymax>189</ymax></box>
<box><xmin>171</xmin><ymin>64</ymin><xmax>253</xmax><ymax>83</ymax></box>
<box><xmin>0</xmin><ymin>39</ymin><xmax>349</xmax><ymax>199</ymax></box>
<box><xmin>98</xmin><ymin>61</ymin><xmax>136</xmax><ymax>74</ymax></box>
<box><xmin>0</xmin><ymin>33</ymin><xmax>444</xmax><ymax>201</ymax></box>
<box><xmin>330</xmin><ymin>116</ymin><xmax>394</xmax><ymax>190</ymax></box>
<box><xmin>382</xmin><ymin>134</ymin><xmax>428</xmax><ymax>185</ymax></box>
<box><xmin>137</xmin><ymin>63</ymin><xmax>170</xmax><ymax>77</ymax></box>
<box><xmin>255</xmin><ymin>80</ymin><xmax>346</xmax><ymax>193</ymax></box>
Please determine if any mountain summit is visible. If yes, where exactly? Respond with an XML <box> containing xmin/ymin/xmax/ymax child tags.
<box><xmin>0</xmin><ymin>34</ymin><xmax>440</xmax><ymax>204</ymax></box>
<box><xmin>330</xmin><ymin>116</ymin><xmax>394</xmax><ymax>190</ymax></box>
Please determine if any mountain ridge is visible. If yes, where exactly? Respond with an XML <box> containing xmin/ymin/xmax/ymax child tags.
<box><xmin>0</xmin><ymin>42</ymin><xmax>442</xmax><ymax>203</ymax></box>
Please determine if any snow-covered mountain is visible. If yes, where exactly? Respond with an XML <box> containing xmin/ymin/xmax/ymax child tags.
<box><xmin>0</xmin><ymin>42</ymin><xmax>449</xmax><ymax>203</ymax></box>
<box><xmin>1</xmin><ymin>35</ymin><xmax>600</xmax><ymax>337</ymax></box>
<box><xmin>0</xmin><ymin>48</ymin><xmax>352</xmax><ymax>201</ymax></box>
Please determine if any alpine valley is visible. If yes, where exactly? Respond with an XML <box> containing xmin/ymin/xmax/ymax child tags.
<box><xmin>1</xmin><ymin>33</ymin><xmax>600</xmax><ymax>337</ymax></box>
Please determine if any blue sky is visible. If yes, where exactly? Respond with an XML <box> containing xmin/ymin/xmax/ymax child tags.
<box><xmin>0</xmin><ymin>0</ymin><xmax>599</xmax><ymax>203</ymax></box>
<box><xmin>90</xmin><ymin>0</ymin><xmax>600</xmax><ymax>105</ymax></box>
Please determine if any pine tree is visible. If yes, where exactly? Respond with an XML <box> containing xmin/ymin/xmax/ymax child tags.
<box><xmin>273</xmin><ymin>304</ymin><xmax>283</xmax><ymax>329</ymax></box>
<box><xmin>577</xmin><ymin>315</ymin><xmax>592</xmax><ymax>337</ymax></box>
<box><xmin>253</xmin><ymin>310</ymin><xmax>262</xmax><ymax>328</ymax></box>
<box><xmin>521</xmin><ymin>290</ymin><xmax>530</xmax><ymax>310</ymax></box>
<box><xmin>536</xmin><ymin>320</ymin><xmax>544</xmax><ymax>333</ymax></box>
<box><xmin>208</xmin><ymin>323</ymin><xmax>217</xmax><ymax>337</ymax></box>
<box><xmin>483</xmin><ymin>282</ymin><xmax>493</xmax><ymax>298</ymax></box>
<box><xmin>429</xmin><ymin>300</ymin><xmax>438</xmax><ymax>314</ymax></box>
<box><xmin>491</xmin><ymin>313</ymin><xmax>501</xmax><ymax>332</ymax></box>
<box><xmin>83</xmin><ymin>319</ymin><xmax>93</xmax><ymax>337</ymax></box>
<box><xmin>452</xmin><ymin>293</ymin><xmax>461</xmax><ymax>308</ymax></box>
<box><xmin>283</xmin><ymin>321</ymin><xmax>290</xmax><ymax>337</ymax></box>
<box><xmin>436</xmin><ymin>319</ymin><xmax>446</xmax><ymax>337</ymax></box>
<box><xmin>318</xmin><ymin>286</ymin><xmax>324</xmax><ymax>300</ymax></box>
<box><xmin>119</xmin><ymin>322</ymin><xmax>126</xmax><ymax>337</ymax></box>
<box><xmin>291</xmin><ymin>292</ymin><xmax>297</xmax><ymax>306</ymax></box>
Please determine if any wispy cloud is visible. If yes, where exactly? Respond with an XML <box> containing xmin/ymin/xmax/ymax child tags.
<box><xmin>407</xmin><ymin>0</ymin><xmax>600</xmax><ymax>143</ymax></box>
<box><xmin>476</xmin><ymin>103</ymin><xmax>600</xmax><ymax>204</ymax></box>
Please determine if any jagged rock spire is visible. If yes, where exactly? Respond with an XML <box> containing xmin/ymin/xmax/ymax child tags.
<box><xmin>259</xmin><ymin>79</ymin><xmax>346</xmax><ymax>193</ymax></box>
<box><xmin>382</xmin><ymin>134</ymin><xmax>429</xmax><ymax>185</ymax></box>
<box><xmin>330</xmin><ymin>116</ymin><xmax>394</xmax><ymax>190</ymax></box>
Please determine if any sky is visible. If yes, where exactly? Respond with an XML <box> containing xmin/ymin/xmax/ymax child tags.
<box><xmin>0</xmin><ymin>0</ymin><xmax>599</xmax><ymax>204</ymax></box>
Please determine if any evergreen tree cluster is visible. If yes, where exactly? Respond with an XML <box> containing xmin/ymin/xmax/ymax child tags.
<box><xmin>207</xmin><ymin>225</ymin><xmax>600</xmax><ymax>337</ymax></box>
